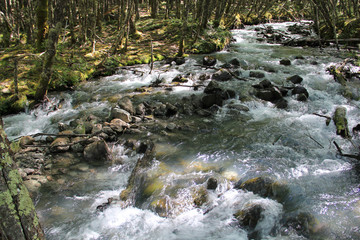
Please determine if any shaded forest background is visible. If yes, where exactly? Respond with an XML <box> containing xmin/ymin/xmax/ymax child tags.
<box><xmin>0</xmin><ymin>0</ymin><xmax>359</xmax><ymax>115</ymax></box>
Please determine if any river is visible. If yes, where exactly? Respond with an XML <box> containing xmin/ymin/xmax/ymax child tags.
<box><xmin>4</xmin><ymin>22</ymin><xmax>360</xmax><ymax>240</ymax></box>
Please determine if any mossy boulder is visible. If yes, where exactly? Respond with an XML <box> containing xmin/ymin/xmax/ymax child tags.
<box><xmin>333</xmin><ymin>106</ymin><xmax>350</xmax><ymax>138</ymax></box>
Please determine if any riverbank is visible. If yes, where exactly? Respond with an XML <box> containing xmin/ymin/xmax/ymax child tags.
<box><xmin>0</xmin><ymin>11</ymin><xmax>232</xmax><ymax>116</ymax></box>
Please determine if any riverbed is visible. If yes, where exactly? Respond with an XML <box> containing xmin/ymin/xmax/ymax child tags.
<box><xmin>4</xmin><ymin>22</ymin><xmax>360</xmax><ymax>240</ymax></box>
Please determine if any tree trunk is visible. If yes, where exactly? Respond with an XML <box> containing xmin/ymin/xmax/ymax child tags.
<box><xmin>0</xmin><ymin>118</ymin><xmax>45</xmax><ymax>240</ymax></box>
<box><xmin>36</xmin><ymin>0</ymin><xmax>48</xmax><ymax>51</ymax></box>
<box><xmin>35</xmin><ymin>24</ymin><xmax>60</xmax><ymax>101</ymax></box>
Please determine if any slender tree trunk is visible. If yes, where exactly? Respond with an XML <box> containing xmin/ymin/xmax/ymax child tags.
<box><xmin>36</xmin><ymin>0</ymin><xmax>48</xmax><ymax>51</ymax></box>
<box><xmin>0</xmin><ymin>118</ymin><xmax>45</xmax><ymax>240</ymax></box>
<box><xmin>35</xmin><ymin>24</ymin><xmax>60</xmax><ymax>101</ymax></box>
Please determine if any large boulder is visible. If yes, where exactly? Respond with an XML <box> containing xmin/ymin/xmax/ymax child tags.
<box><xmin>212</xmin><ymin>69</ymin><xmax>232</xmax><ymax>81</ymax></box>
<box><xmin>203</xmin><ymin>56</ymin><xmax>217</xmax><ymax>66</ymax></box>
<box><xmin>83</xmin><ymin>140</ymin><xmax>111</xmax><ymax>162</ymax></box>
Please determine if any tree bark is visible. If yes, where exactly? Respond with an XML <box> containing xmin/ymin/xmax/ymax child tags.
<box><xmin>0</xmin><ymin>118</ymin><xmax>45</xmax><ymax>240</ymax></box>
<box><xmin>35</xmin><ymin>24</ymin><xmax>60</xmax><ymax>101</ymax></box>
<box><xmin>36</xmin><ymin>0</ymin><xmax>48</xmax><ymax>51</ymax></box>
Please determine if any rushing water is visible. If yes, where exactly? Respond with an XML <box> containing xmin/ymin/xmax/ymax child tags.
<box><xmin>4</xmin><ymin>22</ymin><xmax>360</xmax><ymax>239</ymax></box>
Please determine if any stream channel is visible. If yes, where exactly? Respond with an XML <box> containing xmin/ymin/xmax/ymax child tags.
<box><xmin>4</xmin><ymin>22</ymin><xmax>360</xmax><ymax>239</ymax></box>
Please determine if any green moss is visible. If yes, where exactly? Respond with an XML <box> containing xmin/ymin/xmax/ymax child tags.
<box><xmin>143</xmin><ymin>180</ymin><xmax>164</xmax><ymax>197</ymax></box>
<box><xmin>18</xmin><ymin>185</ymin><xmax>36</xmax><ymax>217</ymax></box>
<box><xmin>8</xmin><ymin>169</ymin><xmax>22</xmax><ymax>196</ymax></box>
<box><xmin>0</xmin><ymin>191</ymin><xmax>18</xmax><ymax>216</ymax></box>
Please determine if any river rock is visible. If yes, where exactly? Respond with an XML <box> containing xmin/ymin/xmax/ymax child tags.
<box><xmin>291</xmin><ymin>86</ymin><xmax>309</xmax><ymax>98</ymax></box>
<box><xmin>297</xmin><ymin>93</ymin><xmax>308</xmax><ymax>102</ymax></box>
<box><xmin>15</xmin><ymin>149</ymin><xmax>45</xmax><ymax>173</ymax></box>
<box><xmin>228</xmin><ymin>103</ymin><xmax>250</xmax><ymax>112</ymax></box>
<box><xmin>193</xmin><ymin>186</ymin><xmax>208</xmax><ymax>207</ymax></box>
<box><xmin>203</xmin><ymin>56</ymin><xmax>216</xmax><ymax>66</ymax></box>
<box><xmin>212</xmin><ymin>69</ymin><xmax>232</xmax><ymax>81</ymax></box>
<box><xmin>333</xmin><ymin>106</ymin><xmax>350</xmax><ymax>138</ymax></box>
<box><xmin>111</xmin><ymin>107</ymin><xmax>132</xmax><ymax>123</ymax></box>
<box><xmin>207</xmin><ymin>177</ymin><xmax>218</xmax><ymax>190</ymax></box>
<box><xmin>204</xmin><ymin>80</ymin><xmax>222</xmax><ymax>94</ymax></box>
<box><xmin>202</xmin><ymin>94</ymin><xmax>223</xmax><ymax>108</ymax></box>
<box><xmin>250</xmin><ymin>71</ymin><xmax>265</xmax><ymax>78</ymax></box>
<box><xmin>275</xmin><ymin>98</ymin><xmax>288</xmax><ymax>109</ymax></box>
<box><xmin>283</xmin><ymin>212</ymin><xmax>325</xmax><ymax>238</ymax></box>
<box><xmin>255</xmin><ymin>87</ymin><xmax>283</xmax><ymax>102</ymax></box>
<box><xmin>136</xmin><ymin>103</ymin><xmax>146</xmax><ymax>116</ymax></box>
<box><xmin>91</xmin><ymin>123</ymin><xmax>103</xmax><ymax>134</ymax></box>
<box><xmin>287</xmin><ymin>75</ymin><xmax>303</xmax><ymax>84</ymax></box>
<box><xmin>83</xmin><ymin>140</ymin><xmax>111</xmax><ymax>162</ymax></box>
<box><xmin>118</xmin><ymin>97</ymin><xmax>135</xmax><ymax>114</ymax></box>
<box><xmin>280</xmin><ymin>59</ymin><xmax>291</xmax><ymax>66</ymax></box>
<box><xmin>50</xmin><ymin>137</ymin><xmax>70</xmax><ymax>153</ymax></box>
<box><xmin>229</xmin><ymin>58</ymin><xmax>241</xmax><ymax>67</ymax></box>
<box><xmin>236</xmin><ymin>176</ymin><xmax>289</xmax><ymax>202</ymax></box>
<box><xmin>109</xmin><ymin>118</ymin><xmax>130</xmax><ymax>133</ymax></box>
<box><xmin>19</xmin><ymin>136</ymin><xmax>35</xmax><ymax>148</ymax></box>
<box><xmin>23</xmin><ymin>179</ymin><xmax>41</xmax><ymax>192</ymax></box>
<box><xmin>252</xmin><ymin>79</ymin><xmax>273</xmax><ymax>89</ymax></box>
<box><xmin>234</xmin><ymin>203</ymin><xmax>264</xmax><ymax>239</ymax></box>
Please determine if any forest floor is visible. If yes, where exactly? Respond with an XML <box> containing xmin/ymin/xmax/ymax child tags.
<box><xmin>0</xmin><ymin>10</ymin><xmax>231</xmax><ymax>115</ymax></box>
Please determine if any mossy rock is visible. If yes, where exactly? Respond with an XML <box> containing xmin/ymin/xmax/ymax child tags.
<box><xmin>193</xmin><ymin>186</ymin><xmax>208</xmax><ymax>207</ymax></box>
<box><xmin>143</xmin><ymin>179</ymin><xmax>164</xmax><ymax>197</ymax></box>
<box><xmin>237</xmin><ymin>176</ymin><xmax>289</xmax><ymax>203</ymax></box>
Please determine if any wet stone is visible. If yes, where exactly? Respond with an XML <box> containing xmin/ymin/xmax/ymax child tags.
<box><xmin>207</xmin><ymin>177</ymin><xmax>218</xmax><ymax>190</ymax></box>
<box><xmin>280</xmin><ymin>59</ymin><xmax>291</xmax><ymax>66</ymax></box>
<box><xmin>287</xmin><ymin>75</ymin><xmax>303</xmax><ymax>84</ymax></box>
<box><xmin>203</xmin><ymin>56</ymin><xmax>217</xmax><ymax>66</ymax></box>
